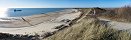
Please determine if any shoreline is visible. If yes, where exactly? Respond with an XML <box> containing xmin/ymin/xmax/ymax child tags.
<box><xmin>0</xmin><ymin>9</ymin><xmax>81</xmax><ymax>36</ymax></box>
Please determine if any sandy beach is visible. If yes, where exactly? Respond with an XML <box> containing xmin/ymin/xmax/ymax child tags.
<box><xmin>0</xmin><ymin>9</ymin><xmax>81</xmax><ymax>35</ymax></box>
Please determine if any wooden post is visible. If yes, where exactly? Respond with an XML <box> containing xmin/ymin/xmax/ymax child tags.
<box><xmin>93</xmin><ymin>8</ymin><xmax>96</xmax><ymax>15</ymax></box>
<box><xmin>21</xmin><ymin>17</ymin><xmax>34</xmax><ymax>26</ymax></box>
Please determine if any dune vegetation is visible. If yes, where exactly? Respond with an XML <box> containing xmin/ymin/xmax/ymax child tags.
<box><xmin>44</xmin><ymin>15</ymin><xmax>131</xmax><ymax>40</ymax></box>
<box><xmin>100</xmin><ymin>6</ymin><xmax>131</xmax><ymax>22</ymax></box>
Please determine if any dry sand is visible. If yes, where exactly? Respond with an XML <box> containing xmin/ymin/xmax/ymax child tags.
<box><xmin>99</xmin><ymin>18</ymin><xmax>131</xmax><ymax>31</ymax></box>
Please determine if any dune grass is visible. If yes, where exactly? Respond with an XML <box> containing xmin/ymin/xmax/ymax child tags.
<box><xmin>100</xmin><ymin>6</ymin><xmax>131</xmax><ymax>22</ymax></box>
<box><xmin>44</xmin><ymin>15</ymin><xmax>131</xmax><ymax>40</ymax></box>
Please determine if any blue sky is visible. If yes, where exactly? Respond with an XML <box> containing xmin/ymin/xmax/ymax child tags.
<box><xmin>0</xmin><ymin>0</ymin><xmax>131</xmax><ymax>8</ymax></box>
<box><xmin>0</xmin><ymin>0</ymin><xmax>130</xmax><ymax>17</ymax></box>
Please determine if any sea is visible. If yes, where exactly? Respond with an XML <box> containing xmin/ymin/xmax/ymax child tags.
<box><xmin>5</xmin><ymin>8</ymin><xmax>66</xmax><ymax>17</ymax></box>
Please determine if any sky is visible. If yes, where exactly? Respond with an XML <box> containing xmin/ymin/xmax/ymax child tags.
<box><xmin>0</xmin><ymin>0</ymin><xmax>131</xmax><ymax>17</ymax></box>
<box><xmin>0</xmin><ymin>0</ymin><xmax>131</xmax><ymax>8</ymax></box>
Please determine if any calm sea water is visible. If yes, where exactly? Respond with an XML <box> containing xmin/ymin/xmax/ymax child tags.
<box><xmin>6</xmin><ymin>8</ymin><xmax>66</xmax><ymax>17</ymax></box>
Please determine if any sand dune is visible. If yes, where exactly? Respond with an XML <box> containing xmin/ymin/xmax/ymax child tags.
<box><xmin>99</xmin><ymin>18</ymin><xmax>131</xmax><ymax>30</ymax></box>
